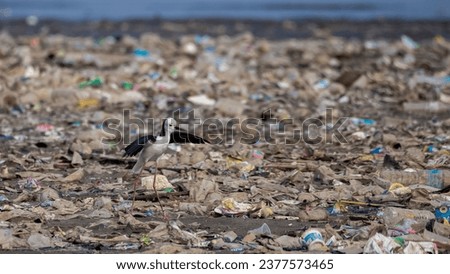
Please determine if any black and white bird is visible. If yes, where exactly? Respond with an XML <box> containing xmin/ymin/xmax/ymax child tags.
<box><xmin>123</xmin><ymin>118</ymin><xmax>209</xmax><ymax>212</ymax></box>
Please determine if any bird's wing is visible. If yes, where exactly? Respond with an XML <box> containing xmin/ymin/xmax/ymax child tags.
<box><xmin>170</xmin><ymin>130</ymin><xmax>210</xmax><ymax>144</ymax></box>
<box><xmin>123</xmin><ymin>135</ymin><xmax>156</xmax><ymax>157</ymax></box>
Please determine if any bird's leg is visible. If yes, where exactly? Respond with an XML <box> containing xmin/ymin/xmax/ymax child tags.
<box><xmin>152</xmin><ymin>161</ymin><xmax>167</xmax><ymax>219</ymax></box>
<box><xmin>131</xmin><ymin>169</ymin><xmax>143</xmax><ymax>214</ymax></box>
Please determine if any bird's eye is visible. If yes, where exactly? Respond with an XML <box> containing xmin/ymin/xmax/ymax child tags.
<box><xmin>440</xmin><ymin>206</ymin><xmax>448</xmax><ymax>214</ymax></box>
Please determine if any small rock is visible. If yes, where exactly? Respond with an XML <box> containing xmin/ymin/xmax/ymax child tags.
<box><xmin>188</xmin><ymin>94</ymin><xmax>216</xmax><ymax>106</ymax></box>
<box><xmin>0</xmin><ymin>229</ymin><xmax>13</xmax><ymax>246</ymax></box>
<box><xmin>274</xmin><ymin>235</ymin><xmax>302</xmax><ymax>250</ymax></box>
<box><xmin>39</xmin><ymin>187</ymin><xmax>60</xmax><ymax>202</ymax></box>
<box><xmin>93</xmin><ymin>197</ymin><xmax>112</xmax><ymax>210</ymax></box>
<box><xmin>27</xmin><ymin>233</ymin><xmax>53</xmax><ymax>249</ymax></box>
<box><xmin>242</xmin><ymin>233</ymin><xmax>256</xmax><ymax>243</ymax></box>
<box><xmin>223</xmin><ymin>231</ymin><xmax>238</xmax><ymax>243</ymax></box>
<box><xmin>298</xmin><ymin>208</ymin><xmax>328</xmax><ymax>221</ymax></box>
<box><xmin>215</xmin><ymin>98</ymin><xmax>245</xmax><ymax>116</ymax></box>
<box><xmin>141</xmin><ymin>175</ymin><xmax>173</xmax><ymax>191</ymax></box>
<box><xmin>190</xmin><ymin>179</ymin><xmax>218</xmax><ymax>202</ymax></box>
<box><xmin>183</xmin><ymin>42</ymin><xmax>198</xmax><ymax>55</ymax></box>
<box><xmin>62</xmin><ymin>169</ymin><xmax>85</xmax><ymax>182</ymax></box>
<box><xmin>71</xmin><ymin>151</ymin><xmax>84</xmax><ymax>165</ymax></box>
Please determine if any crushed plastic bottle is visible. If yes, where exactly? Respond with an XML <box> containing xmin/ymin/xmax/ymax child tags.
<box><xmin>401</xmin><ymin>35</ymin><xmax>419</xmax><ymax>49</ymax></box>
<box><xmin>403</xmin><ymin>101</ymin><xmax>449</xmax><ymax>113</ymax></box>
<box><xmin>380</xmin><ymin>169</ymin><xmax>449</xmax><ymax>189</ymax></box>
<box><xmin>381</xmin><ymin>207</ymin><xmax>435</xmax><ymax>227</ymax></box>
<box><xmin>416</xmin><ymin>75</ymin><xmax>450</xmax><ymax>86</ymax></box>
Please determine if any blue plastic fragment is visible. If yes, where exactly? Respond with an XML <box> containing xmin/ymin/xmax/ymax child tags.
<box><xmin>351</xmin><ymin>118</ymin><xmax>376</xmax><ymax>126</ymax></box>
<box><xmin>435</xmin><ymin>203</ymin><xmax>450</xmax><ymax>222</ymax></box>
<box><xmin>133</xmin><ymin>48</ymin><xmax>150</xmax><ymax>57</ymax></box>
<box><xmin>370</xmin><ymin>147</ymin><xmax>384</xmax><ymax>155</ymax></box>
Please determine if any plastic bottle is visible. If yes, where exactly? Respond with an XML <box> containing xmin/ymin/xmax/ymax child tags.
<box><xmin>379</xmin><ymin>169</ymin><xmax>449</xmax><ymax>189</ymax></box>
<box><xmin>403</xmin><ymin>101</ymin><xmax>449</xmax><ymax>113</ymax></box>
<box><xmin>382</xmin><ymin>207</ymin><xmax>434</xmax><ymax>226</ymax></box>
<box><xmin>416</xmin><ymin>75</ymin><xmax>450</xmax><ymax>86</ymax></box>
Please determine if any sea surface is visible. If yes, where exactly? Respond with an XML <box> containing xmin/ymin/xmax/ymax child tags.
<box><xmin>0</xmin><ymin>0</ymin><xmax>449</xmax><ymax>21</ymax></box>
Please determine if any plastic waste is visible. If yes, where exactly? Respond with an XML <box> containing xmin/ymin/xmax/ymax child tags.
<box><xmin>26</xmin><ymin>15</ymin><xmax>39</xmax><ymax>26</ymax></box>
<box><xmin>22</xmin><ymin>177</ymin><xmax>40</xmax><ymax>190</ymax></box>
<box><xmin>194</xmin><ymin>34</ymin><xmax>210</xmax><ymax>45</ymax></box>
<box><xmin>214</xmin><ymin>197</ymin><xmax>253</xmax><ymax>216</ymax></box>
<box><xmin>149</xmin><ymin>72</ymin><xmax>160</xmax><ymax>80</ymax></box>
<box><xmin>370</xmin><ymin>146</ymin><xmax>384</xmax><ymax>155</ymax></box>
<box><xmin>403</xmin><ymin>101</ymin><xmax>449</xmax><ymax>113</ymax></box>
<box><xmin>416</xmin><ymin>75</ymin><xmax>450</xmax><ymax>86</ymax></box>
<box><xmin>403</xmin><ymin>241</ymin><xmax>437</xmax><ymax>254</ymax></box>
<box><xmin>401</xmin><ymin>35</ymin><xmax>419</xmax><ymax>49</ymax></box>
<box><xmin>350</xmin><ymin>118</ymin><xmax>376</xmax><ymax>126</ymax></box>
<box><xmin>0</xmin><ymin>229</ymin><xmax>13</xmax><ymax>247</ymax></box>
<box><xmin>380</xmin><ymin>169</ymin><xmax>449</xmax><ymax>189</ymax></box>
<box><xmin>313</xmin><ymin>79</ymin><xmax>330</xmax><ymax>90</ymax></box>
<box><xmin>121</xmin><ymin>81</ymin><xmax>133</xmax><ymax>90</ymax></box>
<box><xmin>78</xmin><ymin>77</ymin><xmax>103</xmax><ymax>89</ymax></box>
<box><xmin>364</xmin><ymin>233</ymin><xmax>401</xmax><ymax>254</ymax></box>
<box><xmin>169</xmin><ymin>67</ymin><xmax>178</xmax><ymax>79</ymax></box>
<box><xmin>389</xmin><ymin>218</ymin><xmax>417</xmax><ymax>236</ymax></box>
<box><xmin>35</xmin><ymin>123</ymin><xmax>54</xmax><ymax>132</ymax></box>
<box><xmin>187</xmin><ymin>94</ymin><xmax>216</xmax><ymax>106</ymax></box>
<box><xmin>248</xmin><ymin>223</ymin><xmax>271</xmax><ymax>236</ymax></box>
<box><xmin>302</xmin><ymin>229</ymin><xmax>327</xmax><ymax>251</ymax></box>
<box><xmin>381</xmin><ymin>207</ymin><xmax>435</xmax><ymax>227</ymax></box>
<box><xmin>388</xmin><ymin>183</ymin><xmax>411</xmax><ymax>195</ymax></box>
<box><xmin>133</xmin><ymin>48</ymin><xmax>150</xmax><ymax>57</ymax></box>
<box><xmin>77</xmin><ymin>98</ymin><xmax>99</xmax><ymax>108</ymax></box>
<box><xmin>0</xmin><ymin>195</ymin><xmax>8</xmax><ymax>202</ymax></box>
<box><xmin>435</xmin><ymin>204</ymin><xmax>450</xmax><ymax>223</ymax></box>
<box><xmin>274</xmin><ymin>235</ymin><xmax>303</xmax><ymax>250</ymax></box>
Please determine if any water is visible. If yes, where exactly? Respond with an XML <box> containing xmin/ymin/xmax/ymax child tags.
<box><xmin>0</xmin><ymin>0</ymin><xmax>449</xmax><ymax>21</ymax></box>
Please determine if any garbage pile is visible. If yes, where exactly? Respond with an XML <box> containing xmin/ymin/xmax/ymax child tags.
<box><xmin>0</xmin><ymin>28</ymin><xmax>450</xmax><ymax>253</ymax></box>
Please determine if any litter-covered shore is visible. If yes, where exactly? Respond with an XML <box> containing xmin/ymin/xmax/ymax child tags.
<box><xmin>0</xmin><ymin>20</ymin><xmax>450</xmax><ymax>253</ymax></box>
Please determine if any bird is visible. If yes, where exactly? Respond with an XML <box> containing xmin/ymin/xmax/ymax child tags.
<box><xmin>123</xmin><ymin>117</ymin><xmax>209</xmax><ymax>214</ymax></box>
